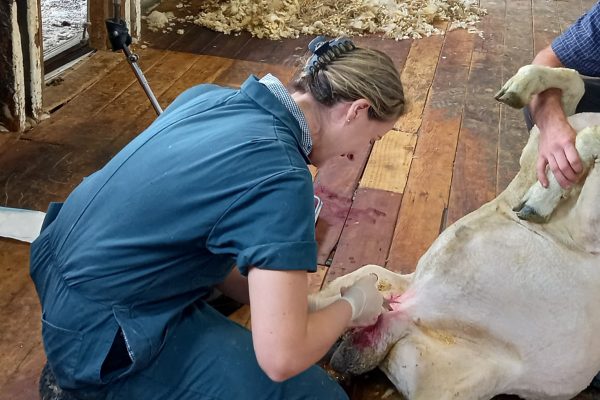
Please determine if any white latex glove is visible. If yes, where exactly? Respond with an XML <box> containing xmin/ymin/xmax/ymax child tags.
<box><xmin>340</xmin><ymin>273</ymin><xmax>384</xmax><ymax>327</ymax></box>
<box><xmin>307</xmin><ymin>292</ymin><xmax>341</xmax><ymax>312</ymax></box>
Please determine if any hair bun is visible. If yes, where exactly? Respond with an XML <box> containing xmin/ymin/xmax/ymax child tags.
<box><xmin>304</xmin><ymin>36</ymin><xmax>356</xmax><ymax>76</ymax></box>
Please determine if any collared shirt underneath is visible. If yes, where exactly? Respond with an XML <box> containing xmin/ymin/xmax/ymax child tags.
<box><xmin>259</xmin><ymin>74</ymin><xmax>313</xmax><ymax>157</ymax></box>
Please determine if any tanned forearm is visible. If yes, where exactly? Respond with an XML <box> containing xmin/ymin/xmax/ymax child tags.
<box><xmin>529</xmin><ymin>45</ymin><xmax>567</xmax><ymax>129</ymax></box>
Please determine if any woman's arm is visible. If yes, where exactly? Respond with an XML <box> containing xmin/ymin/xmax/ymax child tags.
<box><xmin>247</xmin><ymin>267</ymin><xmax>353</xmax><ymax>382</ymax></box>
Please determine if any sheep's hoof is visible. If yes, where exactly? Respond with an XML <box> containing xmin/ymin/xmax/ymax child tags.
<box><xmin>494</xmin><ymin>89</ymin><xmax>526</xmax><ymax>109</ymax></box>
<box><xmin>512</xmin><ymin>201</ymin><xmax>526</xmax><ymax>213</ymax></box>
<box><xmin>516</xmin><ymin>205</ymin><xmax>548</xmax><ymax>223</ymax></box>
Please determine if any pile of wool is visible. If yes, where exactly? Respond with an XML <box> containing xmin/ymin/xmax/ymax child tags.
<box><xmin>145</xmin><ymin>10</ymin><xmax>176</xmax><ymax>32</ymax></box>
<box><xmin>193</xmin><ymin>0</ymin><xmax>486</xmax><ymax>40</ymax></box>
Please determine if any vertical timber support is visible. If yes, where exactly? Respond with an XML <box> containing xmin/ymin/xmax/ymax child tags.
<box><xmin>130</xmin><ymin>0</ymin><xmax>142</xmax><ymax>40</ymax></box>
<box><xmin>88</xmin><ymin>0</ymin><xmax>142</xmax><ymax>50</ymax></box>
<box><xmin>0</xmin><ymin>0</ymin><xmax>43</xmax><ymax>132</ymax></box>
<box><xmin>88</xmin><ymin>0</ymin><xmax>110</xmax><ymax>50</ymax></box>
<box><xmin>18</xmin><ymin>0</ymin><xmax>43</xmax><ymax>121</ymax></box>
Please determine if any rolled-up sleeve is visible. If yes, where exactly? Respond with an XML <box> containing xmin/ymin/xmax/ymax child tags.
<box><xmin>206</xmin><ymin>168</ymin><xmax>317</xmax><ymax>276</ymax></box>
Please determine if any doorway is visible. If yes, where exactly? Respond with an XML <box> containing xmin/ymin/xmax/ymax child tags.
<box><xmin>41</xmin><ymin>0</ymin><xmax>92</xmax><ymax>75</ymax></box>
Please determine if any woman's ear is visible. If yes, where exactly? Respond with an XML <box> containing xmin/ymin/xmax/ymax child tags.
<box><xmin>346</xmin><ymin>99</ymin><xmax>371</xmax><ymax>122</ymax></box>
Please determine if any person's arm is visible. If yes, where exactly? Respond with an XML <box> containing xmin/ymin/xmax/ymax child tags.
<box><xmin>247</xmin><ymin>268</ymin><xmax>382</xmax><ymax>382</ymax></box>
<box><xmin>528</xmin><ymin>45</ymin><xmax>583</xmax><ymax>188</ymax></box>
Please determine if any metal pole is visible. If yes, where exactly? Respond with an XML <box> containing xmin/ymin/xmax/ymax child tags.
<box><xmin>123</xmin><ymin>46</ymin><xmax>164</xmax><ymax>115</ymax></box>
<box><xmin>106</xmin><ymin>0</ymin><xmax>163</xmax><ymax>115</ymax></box>
<box><xmin>113</xmin><ymin>0</ymin><xmax>120</xmax><ymax>22</ymax></box>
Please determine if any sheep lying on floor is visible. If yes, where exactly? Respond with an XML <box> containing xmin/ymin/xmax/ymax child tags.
<box><xmin>316</xmin><ymin>65</ymin><xmax>600</xmax><ymax>400</ymax></box>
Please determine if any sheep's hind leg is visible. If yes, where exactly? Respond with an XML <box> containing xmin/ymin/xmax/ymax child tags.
<box><xmin>514</xmin><ymin>126</ymin><xmax>600</xmax><ymax>223</ymax></box>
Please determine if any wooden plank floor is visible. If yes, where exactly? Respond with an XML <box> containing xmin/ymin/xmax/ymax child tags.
<box><xmin>2</xmin><ymin>1</ymin><xmax>600</xmax><ymax>399</ymax></box>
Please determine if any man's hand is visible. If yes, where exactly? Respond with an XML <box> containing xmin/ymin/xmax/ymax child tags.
<box><xmin>537</xmin><ymin>120</ymin><xmax>583</xmax><ymax>188</ymax></box>
<box><xmin>529</xmin><ymin>46</ymin><xmax>584</xmax><ymax>189</ymax></box>
<box><xmin>340</xmin><ymin>274</ymin><xmax>384</xmax><ymax>327</ymax></box>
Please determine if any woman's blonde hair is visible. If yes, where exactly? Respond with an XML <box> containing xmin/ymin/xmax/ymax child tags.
<box><xmin>292</xmin><ymin>41</ymin><xmax>404</xmax><ymax>122</ymax></box>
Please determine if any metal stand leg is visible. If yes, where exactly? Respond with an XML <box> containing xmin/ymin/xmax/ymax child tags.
<box><xmin>105</xmin><ymin>0</ymin><xmax>163</xmax><ymax>116</ymax></box>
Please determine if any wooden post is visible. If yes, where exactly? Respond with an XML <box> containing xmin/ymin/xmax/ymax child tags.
<box><xmin>0</xmin><ymin>0</ymin><xmax>45</xmax><ymax>132</ymax></box>
<box><xmin>19</xmin><ymin>0</ymin><xmax>43</xmax><ymax>120</ymax></box>
<box><xmin>88</xmin><ymin>0</ymin><xmax>110</xmax><ymax>50</ymax></box>
<box><xmin>88</xmin><ymin>0</ymin><xmax>142</xmax><ymax>51</ymax></box>
<box><xmin>0</xmin><ymin>0</ymin><xmax>27</xmax><ymax>132</ymax></box>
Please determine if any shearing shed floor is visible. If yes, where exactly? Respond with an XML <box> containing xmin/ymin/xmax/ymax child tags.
<box><xmin>1</xmin><ymin>0</ymin><xmax>600</xmax><ymax>398</ymax></box>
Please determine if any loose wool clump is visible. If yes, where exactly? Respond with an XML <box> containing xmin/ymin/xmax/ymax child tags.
<box><xmin>193</xmin><ymin>0</ymin><xmax>486</xmax><ymax>40</ymax></box>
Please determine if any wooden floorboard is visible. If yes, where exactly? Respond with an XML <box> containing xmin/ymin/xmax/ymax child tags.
<box><xmin>497</xmin><ymin>0</ymin><xmax>534</xmax><ymax>194</ymax></box>
<box><xmin>326</xmin><ymin>188</ymin><xmax>402</xmax><ymax>284</ymax></box>
<box><xmin>314</xmin><ymin>145</ymin><xmax>373</xmax><ymax>265</ymax></box>
<box><xmin>447</xmin><ymin>0</ymin><xmax>506</xmax><ymax>225</ymax></box>
<box><xmin>387</xmin><ymin>28</ymin><xmax>475</xmax><ymax>273</ymax></box>
<box><xmin>3</xmin><ymin>1</ymin><xmax>600</xmax><ymax>399</ymax></box>
<box><xmin>43</xmin><ymin>51</ymin><xmax>123</xmax><ymax>113</ymax></box>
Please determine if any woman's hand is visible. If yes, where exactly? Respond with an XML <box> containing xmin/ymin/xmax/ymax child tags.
<box><xmin>340</xmin><ymin>274</ymin><xmax>384</xmax><ymax>327</ymax></box>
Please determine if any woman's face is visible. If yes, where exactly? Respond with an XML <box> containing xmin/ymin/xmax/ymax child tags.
<box><xmin>338</xmin><ymin>116</ymin><xmax>396</xmax><ymax>159</ymax></box>
<box><xmin>308</xmin><ymin>98</ymin><xmax>397</xmax><ymax>167</ymax></box>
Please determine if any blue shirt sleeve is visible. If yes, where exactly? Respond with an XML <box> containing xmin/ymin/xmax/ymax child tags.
<box><xmin>206</xmin><ymin>168</ymin><xmax>318</xmax><ymax>276</ymax></box>
<box><xmin>551</xmin><ymin>2</ymin><xmax>600</xmax><ymax>76</ymax></box>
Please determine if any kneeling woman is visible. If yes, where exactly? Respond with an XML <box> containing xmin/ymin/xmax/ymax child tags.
<box><xmin>31</xmin><ymin>36</ymin><xmax>405</xmax><ymax>399</ymax></box>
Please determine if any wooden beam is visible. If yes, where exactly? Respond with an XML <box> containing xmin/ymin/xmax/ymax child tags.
<box><xmin>0</xmin><ymin>0</ymin><xmax>26</xmax><ymax>132</ymax></box>
<box><xmin>0</xmin><ymin>0</ymin><xmax>43</xmax><ymax>132</ymax></box>
<box><xmin>88</xmin><ymin>0</ymin><xmax>110</xmax><ymax>50</ymax></box>
<box><xmin>18</xmin><ymin>0</ymin><xmax>43</xmax><ymax>120</ymax></box>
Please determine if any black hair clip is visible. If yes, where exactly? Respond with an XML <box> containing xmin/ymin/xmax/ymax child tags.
<box><xmin>304</xmin><ymin>36</ymin><xmax>356</xmax><ymax>75</ymax></box>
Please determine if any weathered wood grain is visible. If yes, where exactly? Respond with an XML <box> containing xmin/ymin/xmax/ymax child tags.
<box><xmin>314</xmin><ymin>146</ymin><xmax>373</xmax><ymax>265</ymax></box>
<box><xmin>23</xmin><ymin>48</ymin><xmax>167</xmax><ymax>144</ymax></box>
<box><xmin>326</xmin><ymin>189</ymin><xmax>402</xmax><ymax>284</ymax></box>
<box><xmin>393</xmin><ymin>33</ymin><xmax>446</xmax><ymax>134</ymax></box>
<box><xmin>387</xmin><ymin>29</ymin><xmax>475</xmax><ymax>273</ymax></box>
<box><xmin>360</xmin><ymin>130</ymin><xmax>417</xmax><ymax>193</ymax></box>
<box><xmin>43</xmin><ymin>51</ymin><xmax>124</xmax><ymax>113</ymax></box>
<box><xmin>498</xmin><ymin>0</ymin><xmax>533</xmax><ymax>195</ymax></box>
<box><xmin>447</xmin><ymin>0</ymin><xmax>507</xmax><ymax>225</ymax></box>
<box><xmin>532</xmin><ymin>0</ymin><xmax>559</xmax><ymax>55</ymax></box>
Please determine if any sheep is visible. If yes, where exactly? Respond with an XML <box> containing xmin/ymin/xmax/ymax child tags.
<box><xmin>317</xmin><ymin>65</ymin><xmax>600</xmax><ymax>400</ymax></box>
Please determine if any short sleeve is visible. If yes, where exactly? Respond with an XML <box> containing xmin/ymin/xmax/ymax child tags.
<box><xmin>206</xmin><ymin>168</ymin><xmax>317</xmax><ymax>276</ymax></box>
<box><xmin>551</xmin><ymin>3</ymin><xmax>600</xmax><ymax>76</ymax></box>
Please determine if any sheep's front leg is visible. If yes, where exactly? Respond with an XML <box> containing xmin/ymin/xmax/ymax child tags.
<box><xmin>495</xmin><ymin>65</ymin><xmax>584</xmax><ymax>116</ymax></box>
<box><xmin>514</xmin><ymin>126</ymin><xmax>600</xmax><ymax>222</ymax></box>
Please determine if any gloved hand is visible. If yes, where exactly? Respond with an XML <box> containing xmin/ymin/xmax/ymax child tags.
<box><xmin>307</xmin><ymin>292</ymin><xmax>341</xmax><ymax>312</ymax></box>
<box><xmin>340</xmin><ymin>273</ymin><xmax>384</xmax><ymax>327</ymax></box>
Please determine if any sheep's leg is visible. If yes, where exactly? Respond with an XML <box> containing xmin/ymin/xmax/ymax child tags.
<box><xmin>316</xmin><ymin>264</ymin><xmax>413</xmax><ymax>299</ymax></box>
<box><xmin>495</xmin><ymin>65</ymin><xmax>584</xmax><ymax>116</ymax></box>
<box><xmin>514</xmin><ymin>126</ymin><xmax>600</xmax><ymax>223</ymax></box>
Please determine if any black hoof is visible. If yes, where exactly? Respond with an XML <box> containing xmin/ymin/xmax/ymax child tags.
<box><xmin>516</xmin><ymin>205</ymin><xmax>546</xmax><ymax>223</ymax></box>
<box><xmin>512</xmin><ymin>200</ymin><xmax>526</xmax><ymax>213</ymax></box>
<box><xmin>495</xmin><ymin>91</ymin><xmax>525</xmax><ymax>109</ymax></box>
